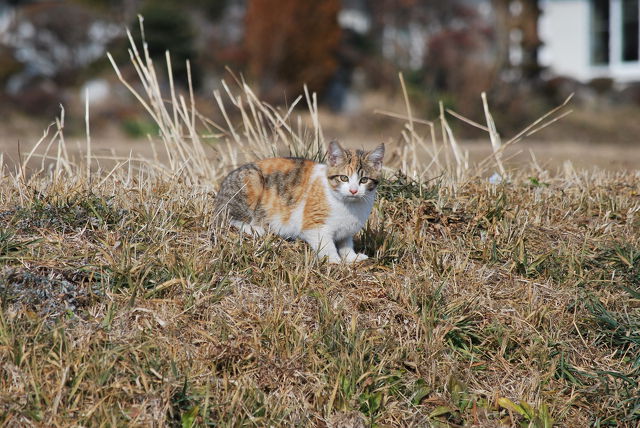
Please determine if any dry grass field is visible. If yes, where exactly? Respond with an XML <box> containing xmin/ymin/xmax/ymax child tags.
<box><xmin>1</xmin><ymin>38</ymin><xmax>639</xmax><ymax>427</ymax></box>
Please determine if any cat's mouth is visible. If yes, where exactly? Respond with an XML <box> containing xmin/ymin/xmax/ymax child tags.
<box><xmin>344</xmin><ymin>194</ymin><xmax>366</xmax><ymax>201</ymax></box>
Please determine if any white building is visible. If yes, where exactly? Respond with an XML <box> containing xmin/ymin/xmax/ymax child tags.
<box><xmin>540</xmin><ymin>0</ymin><xmax>640</xmax><ymax>82</ymax></box>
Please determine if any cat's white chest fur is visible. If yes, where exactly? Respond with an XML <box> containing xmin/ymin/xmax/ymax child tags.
<box><xmin>326</xmin><ymin>188</ymin><xmax>374</xmax><ymax>241</ymax></box>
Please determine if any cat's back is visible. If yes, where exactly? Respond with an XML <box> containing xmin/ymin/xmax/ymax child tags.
<box><xmin>254</xmin><ymin>157</ymin><xmax>329</xmax><ymax>227</ymax></box>
<box><xmin>254</xmin><ymin>157</ymin><xmax>318</xmax><ymax>183</ymax></box>
<box><xmin>217</xmin><ymin>157</ymin><xmax>321</xmax><ymax>196</ymax></box>
<box><xmin>214</xmin><ymin>156</ymin><xmax>329</xmax><ymax>234</ymax></box>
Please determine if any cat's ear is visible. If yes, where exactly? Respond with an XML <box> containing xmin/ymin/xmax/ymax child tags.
<box><xmin>327</xmin><ymin>140</ymin><xmax>345</xmax><ymax>166</ymax></box>
<box><xmin>367</xmin><ymin>144</ymin><xmax>385</xmax><ymax>170</ymax></box>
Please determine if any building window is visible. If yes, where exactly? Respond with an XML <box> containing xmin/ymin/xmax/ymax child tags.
<box><xmin>622</xmin><ymin>0</ymin><xmax>639</xmax><ymax>61</ymax></box>
<box><xmin>592</xmin><ymin>0</ymin><xmax>610</xmax><ymax>64</ymax></box>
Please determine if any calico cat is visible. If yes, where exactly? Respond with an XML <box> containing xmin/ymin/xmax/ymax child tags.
<box><xmin>213</xmin><ymin>141</ymin><xmax>384</xmax><ymax>263</ymax></box>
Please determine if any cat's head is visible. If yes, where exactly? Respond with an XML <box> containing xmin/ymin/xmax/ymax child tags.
<box><xmin>326</xmin><ymin>140</ymin><xmax>384</xmax><ymax>201</ymax></box>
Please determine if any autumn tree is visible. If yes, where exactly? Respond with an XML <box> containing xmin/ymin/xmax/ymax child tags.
<box><xmin>244</xmin><ymin>0</ymin><xmax>341</xmax><ymax>99</ymax></box>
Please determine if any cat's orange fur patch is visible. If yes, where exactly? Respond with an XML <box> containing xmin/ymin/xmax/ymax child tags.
<box><xmin>256</xmin><ymin>158</ymin><xmax>298</xmax><ymax>175</ymax></box>
<box><xmin>303</xmin><ymin>177</ymin><xmax>328</xmax><ymax>229</ymax></box>
<box><xmin>254</xmin><ymin>158</ymin><xmax>316</xmax><ymax>224</ymax></box>
<box><xmin>290</xmin><ymin>163</ymin><xmax>313</xmax><ymax>202</ymax></box>
<box><xmin>348</xmin><ymin>154</ymin><xmax>359</xmax><ymax>170</ymax></box>
<box><xmin>264</xmin><ymin>186</ymin><xmax>290</xmax><ymax>222</ymax></box>
<box><xmin>242</xmin><ymin>172</ymin><xmax>263</xmax><ymax>209</ymax></box>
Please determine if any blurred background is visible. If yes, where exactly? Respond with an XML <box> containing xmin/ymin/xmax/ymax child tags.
<box><xmin>1</xmin><ymin>0</ymin><xmax>639</xmax><ymax>168</ymax></box>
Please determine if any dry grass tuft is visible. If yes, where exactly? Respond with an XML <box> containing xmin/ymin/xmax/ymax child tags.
<box><xmin>1</xmin><ymin>23</ymin><xmax>639</xmax><ymax>427</ymax></box>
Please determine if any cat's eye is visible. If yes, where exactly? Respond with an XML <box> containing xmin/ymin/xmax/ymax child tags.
<box><xmin>360</xmin><ymin>177</ymin><xmax>370</xmax><ymax>184</ymax></box>
<box><xmin>339</xmin><ymin>175</ymin><xmax>349</xmax><ymax>182</ymax></box>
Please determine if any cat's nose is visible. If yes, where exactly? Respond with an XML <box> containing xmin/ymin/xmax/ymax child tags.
<box><xmin>349</xmin><ymin>189</ymin><xmax>358</xmax><ymax>195</ymax></box>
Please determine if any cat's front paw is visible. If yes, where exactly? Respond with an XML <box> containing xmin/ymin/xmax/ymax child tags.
<box><xmin>343</xmin><ymin>252</ymin><xmax>369</xmax><ymax>263</ymax></box>
<box><xmin>354</xmin><ymin>253</ymin><xmax>369</xmax><ymax>262</ymax></box>
<box><xmin>324</xmin><ymin>254</ymin><xmax>343</xmax><ymax>264</ymax></box>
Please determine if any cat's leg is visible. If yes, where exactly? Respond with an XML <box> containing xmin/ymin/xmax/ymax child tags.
<box><xmin>249</xmin><ymin>224</ymin><xmax>266</xmax><ymax>236</ymax></box>
<box><xmin>336</xmin><ymin>236</ymin><xmax>368</xmax><ymax>263</ymax></box>
<box><xmin>336</xmin><ymin>236</ymin><xmax>358</xmax><ymax>260</ymax></box>
<box><xmin>230</xmin><ymin>220</ymin><xmax>265</xmax><ymax>237</ymax></box>
<box><xmin>302</xmin><ymin>229</ymin><xmax>341</xmax><ymax>263</ymax></box>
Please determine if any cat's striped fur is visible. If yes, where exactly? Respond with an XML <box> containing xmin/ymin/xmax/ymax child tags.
<box><xmin>213</xmin><ymin>141</ymin><xmax>384</xmax><ymax>263</ymax></box>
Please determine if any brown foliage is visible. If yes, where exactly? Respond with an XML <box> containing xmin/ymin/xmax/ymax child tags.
<box><xmin>244</xmin><ymin>0</ymin><xmax>341</xmax><ymax>99</ymax></box>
